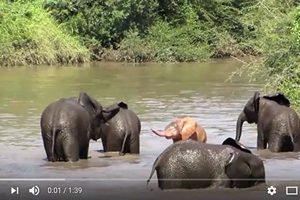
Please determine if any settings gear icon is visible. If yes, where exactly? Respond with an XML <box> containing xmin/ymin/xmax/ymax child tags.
<box><xmin>267</xmin><ymin>186</ymin><xmax>277</xmax><ymax>196</ymax></box>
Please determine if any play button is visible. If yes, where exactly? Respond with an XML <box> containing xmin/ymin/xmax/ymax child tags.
<box><xmin>11</xmin><ymin>187</ymin><xmax>19</xmax><ymax>195</ymax></box>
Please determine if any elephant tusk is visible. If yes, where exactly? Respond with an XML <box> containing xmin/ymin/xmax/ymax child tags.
<box><xmin>228</xmin><ymin>153</ymin><xmax>235</xmax><ymax>164</ymax></box>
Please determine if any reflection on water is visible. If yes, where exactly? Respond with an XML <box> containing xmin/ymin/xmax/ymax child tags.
<box><xmin>0</xmin><ymin>59</ymin><xmax>299</xmax><ymax>183</ymax></box>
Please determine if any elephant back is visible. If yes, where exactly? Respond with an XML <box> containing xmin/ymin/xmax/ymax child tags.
<box><xmin>105</xmin><ymin>108</ymin><xmax>141</xmax><ymax>134</ymax></box>
<box><xmin>263</xmin><ymin>93</ymin><xmax>290</xmax><ymax>107</ymax></box>
<box><xmin>156</xmin><ymin>141</ymin><xmax>234</xmax><ymax>177</ymax></box>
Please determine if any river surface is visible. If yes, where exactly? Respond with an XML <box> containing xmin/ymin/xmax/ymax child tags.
<box><xmin>0</xmin><ymin>59</ymin><xmax>300</xmax><ymax>199</ymax></box>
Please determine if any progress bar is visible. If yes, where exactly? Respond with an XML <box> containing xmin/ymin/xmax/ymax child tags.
<box><xmin>0</xmin><ymin>178</ymin><xmax>66</xmax><ymax>181</ymax></box>
<box><xmin>1</xmin><ymin>178</ymin><xmax>300</xmax><ymax>181</ymax></box>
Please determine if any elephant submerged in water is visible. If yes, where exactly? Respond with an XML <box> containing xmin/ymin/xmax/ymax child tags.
<box><xmin>236</xmin><ymin>92</ymin><xmax>300</xmax><ymax>152</ymax></box>
<box><xmin>151</xmin><ymin>117</ymin><xmax>207</xmax><ymax>143</ymax></box>
<box><xmin>147</xmin><ymin>138</ymin><xmax>265</xmax><ymax>189</ymax></box>
<box><xmin>40</xmin><ymin>92</ymin><xmax>121</xmax><ymax>162</ymax></box>
<box><xmin>100</xmin><ymin>102</ymin><xmax>141</xmax><ymax>155</ymax></box>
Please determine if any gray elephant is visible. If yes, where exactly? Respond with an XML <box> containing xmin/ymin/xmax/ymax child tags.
<box><xmin>100</xmin><ymin>102</ymin><xmax>141</xmax><ymax>155</ymax></box>
<box><xmin>236</xmin><ymin>92</ymin><xmax>300</xmax><ymax>152</ymax></box>
<box><xmin>147</xmin><ymin>138</ymin><xmax>265</xmax><ymax>189</ymax></box>
<box><xmin>40</xmin><ymin>92</ymin><xmax>121</xmax><ymax>162</ymax></box>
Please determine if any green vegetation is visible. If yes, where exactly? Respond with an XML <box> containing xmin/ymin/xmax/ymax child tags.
<box><xmin>263</xmin><ymin>3</ymin><xmax>300</xmax><ymax>108</ymax></box>
<box><xmin>2</xmin><ymin>0</ymin><xmax>294</xmax><ymax>64</ymax></box>
<box><xmin>0</xmin><ymin>0</ymin><xmax>300</xmax><ymax>108</ymax></box>
<box><xmin>44</xmin><ymin>0</ymin><xmax>258</xmax><ymax>62</ymax></box>
<box><xmin>230</xmin><ymin>0</ymin><xmax>300</xmax><ymax>109</ymax></box>
<box><xmin>0</xmin><ymin>0</ymin><xmax>89</xmax><ymax>66</ymax></box>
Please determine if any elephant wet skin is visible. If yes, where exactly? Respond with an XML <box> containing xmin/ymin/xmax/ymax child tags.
<box><xmin>151</xmin><ymin>117</ymin><xmax>207</xmax><ymax>143</ymax></box>
<box><xmin>40</xmin><ymin>92</ymin><xmax>121</xmax><ymax>162</ymax></box>
<box><xmin>236</xmin><ymin>92</ymin><xmax>300</xmax><ymax>152</ymax></box>
<box><xmin>100</xmin><ymin>102</ymin><xmax>141</xmax><ymax>155</ymax></box>
<box><xmin>147</xmin><ymin>138</ymin><xmax>265</xmax><ymax>189</ymax></box>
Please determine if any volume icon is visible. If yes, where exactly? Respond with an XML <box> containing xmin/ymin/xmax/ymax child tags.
<box><xmin>29</xmin><ymin>186</ymin><xmax>40</xmax><ymax>196</ymax></box>
<box><xmin>11</xmin><ymin>187</ymin><xmax>19</xmax><ymax>194</ymax></box>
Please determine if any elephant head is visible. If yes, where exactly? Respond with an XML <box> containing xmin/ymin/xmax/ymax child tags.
<box><xmin>151</xmin><ymin>117</ymin><xmax>207</xmax><ymax>143</ymax></box>
<box><xmin>77</xmin><ymin>92</ymin><xmax>121</xmax><ymax>140</ymax></box>
<box><xmin>151</xmin><ymin>118</ymin><xmax>185</xmax><ymax>140</ymax></box>
<box><xmin>235</xmin><ymin>91</ymin><xmax>291</xmax><ymax>141</ymax></box>
<box><xmin>221</xmin><ymin>137</ymin><xmax>265</xmax><ymax>188</ymax></box>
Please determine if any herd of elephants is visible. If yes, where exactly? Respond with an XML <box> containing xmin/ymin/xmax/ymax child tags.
<box><xmin>40</xmin><ymin>91</ymin><xmax>300</xmax><ymax>189</ymax></box>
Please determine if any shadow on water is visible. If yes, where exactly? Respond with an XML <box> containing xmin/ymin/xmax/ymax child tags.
<box><xmin>40</xmin><ymin>150</ymin><xmax>141</xmax><ymax>171</ymax></box>
<box><xmin>257</xmin><ymin>149</ymin><xmax>300</xmax><ymax>160</ymax></box>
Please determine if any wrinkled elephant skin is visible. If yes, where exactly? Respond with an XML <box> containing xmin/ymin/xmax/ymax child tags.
<box><xmin>236</xmin><ymin>92</ymin><xmax>300</xmax><ymax>152</ymax></box>
<box><xmin>147</xmin><ymin>139</ymin><xmax>265</xmax><ymax>189</ymax></box>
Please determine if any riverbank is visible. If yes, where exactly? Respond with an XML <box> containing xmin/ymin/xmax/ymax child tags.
<box><xmin>0</xmin><ymin>0</ymin><xmax>89</xmax><ymax>66</ymax></box>
<box><xmin>0</xmin><ymin>0</ymin><xmax>299</xmax><ymax>109</ymax></box>
<box><xmin>0</xmin><ymin>0</ymin><xmax>269</xmax><ymax>66</ymax></box>
<box><xmin>1</xmin><ymin>1</ymin><xmax>298</xmax><ymax>65</ymax></box>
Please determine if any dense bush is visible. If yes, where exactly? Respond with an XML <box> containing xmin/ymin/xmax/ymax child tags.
<box><xmin>44</xmin><ymin>0</ymin><xmax>260</xmax><ymax>61</ymax></box>
<box><xmin>44</xmin><ymin>0</ymin><xmax>159</xmax><ymax>49</ymax></box>
<box><xmin>230</xmin><ymin>0</ymin><xmax>300</xmax><ymax>109</ymax></box>
<box><xmin>0</xmin><ymin>0</ymin><xmax>89</xmax><ymax>66</ymax></box>
<box><xmin>105</xmin><ymin>6</ymin><xmax>214</xmax><ymax>62</ymax></box>
<box><xmin>265</xmin><ymin>6</ymin><xmax>300</xmax><ymax>108</ymax></box>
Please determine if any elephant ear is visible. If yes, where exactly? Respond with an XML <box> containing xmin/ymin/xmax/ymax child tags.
<box><xmin>77</xmin><ymin>92</ymin><xmax>103</xmax><ymax>115</ymax></box>
<box><xmin>102</xmin><ymin>101</ymin><xmax>128</xmax><ymax>122</ymax></box>
<box><xmin>106</xmin><ymin>101</ymin><xmax>128</xmax><ymax>110</ymax></box>
<box><xmin>224</xmin><ymin>152</ymin><xmax>252</xmax><ymax>188</ymax></box>
<box><xmin>118</xmin><ymin>101</ymin><xmax>128</xmax><ymax>109</ymax></box>
<box><xmin>253</xmin><ymin>92</ymin><xmax>260</xmax><ymax>113</ymax></box>
<box><xmin>222</xmin><ymin>137</ymin><xmax>252</xmax><ymax>154</ymax></box>
<box><xmin>263</xmin><ymin>93</ymin><xmax>290</xmax><ymax>107</ymax></box>
<box><xmin>102</xmin><ymin>104</ymin><xmax>122</xmax><ymax>122</ymax></box>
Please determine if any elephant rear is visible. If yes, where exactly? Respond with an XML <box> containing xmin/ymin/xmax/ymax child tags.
<box><xmin>148</xmin><ymin>141</ymin><xmax>230</xmax><ymax>189</ymax></box>
<box><xmin>101</xmin><ymin>106</ymin><xmax>141</xmax><ymax>154</ymax></box>
<box><xmin>288</xmin><ymin>108</ymin><xmax>300</xmax><ymax>151</ymax></box>
<box><xmin>40</xmin><ymin>97</ymin><xmax>92</xmax><ymax>162</ymax></box>
<box><xmin>268</xmin><ymin>107</ymin><xmax>300</xmax><ymax>152</ymax></box>
<box><xmin>124</xmin><ymin>109</ymin><xmax>141</xmax><ymax>153</ymax></box>
<box><xmin>40</xmin><ymin>100</ymin><xmax>63</xmax><ymax>161</ymax></box>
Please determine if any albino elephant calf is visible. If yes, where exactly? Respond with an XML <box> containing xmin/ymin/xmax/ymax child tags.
<box><xmin>151</xmin><ymin>117</ymin><xmax>207</xmax><ymax>143</ymax></box>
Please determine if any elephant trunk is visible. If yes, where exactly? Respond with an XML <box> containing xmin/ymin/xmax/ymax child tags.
<box><xmin>151</xmin><ymin>129</ymin><xmax>166</xmax><ymax>137</ymax></box>
<box><xmin>236</xmin><ymin>111</ymin><xmax>246</xmax><ymax>141</ymax></box>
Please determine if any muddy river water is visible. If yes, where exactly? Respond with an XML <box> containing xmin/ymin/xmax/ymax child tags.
<box><xmin>0</xmin><ymin>59</ymin><xmax>299</xmax><ymax>199</ymax></box>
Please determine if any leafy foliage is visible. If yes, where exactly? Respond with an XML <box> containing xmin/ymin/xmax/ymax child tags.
<box><xmin>44</xmin><ymin>0</ymin><xmax>159</xmax><ymax>48</ymax></box>
<box><xmin>43</xmin><ymin>0</ymin><xmax>261</xmax><ymax>61</ymax></box>
<box><xmin>0</xmin><ymin>0</ymin><xmax>89</xmax><ymax>66</ymax></box>
<box><xmin>230</xmin><ymin>0</ymin><xmax>300</xmax><ymax>109</ymax></box>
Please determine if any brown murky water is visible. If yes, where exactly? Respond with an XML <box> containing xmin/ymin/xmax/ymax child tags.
<box><xmin>0</xmin><ymin>59</ymin><xmax>299</xmax><ymax>199</ymax></box>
